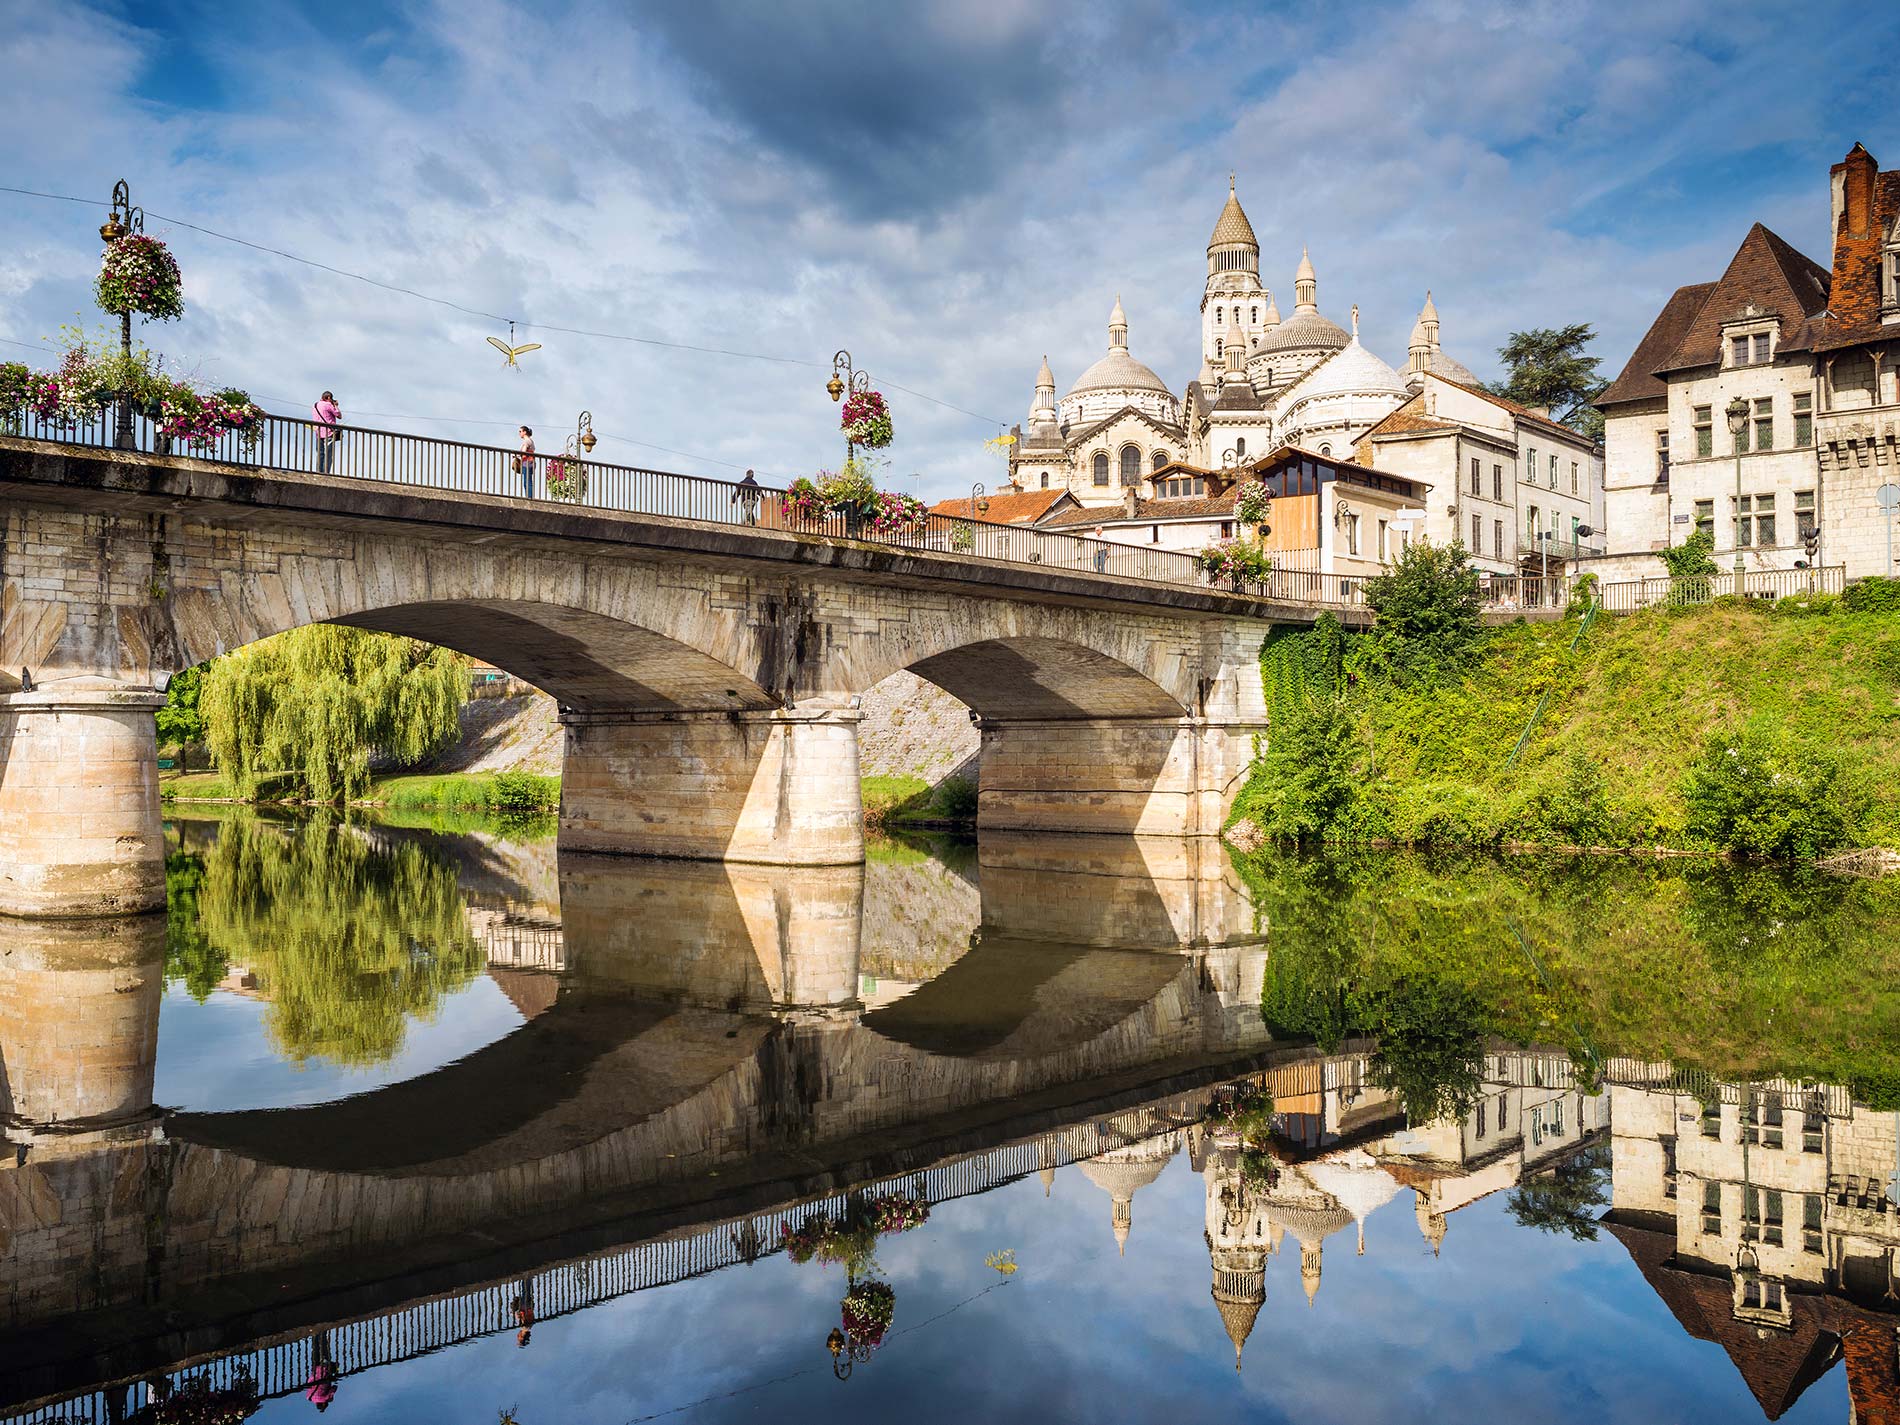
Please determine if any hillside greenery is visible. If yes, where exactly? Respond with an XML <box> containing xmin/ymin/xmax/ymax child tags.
<box><xmin>1230</xmin><ymin>560</ymin><xmax>1900</xmax><ymax>857</ymax></box>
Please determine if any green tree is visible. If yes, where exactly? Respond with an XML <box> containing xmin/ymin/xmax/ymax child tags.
<box><xmin>1361</xmin><ymin>538</ymin><xmax>1485</xmax><ymax>674</ymax></box>
<box><xmin>1484</xmin><ymin>324</ymin><xmax>1607</xmax><ymax>442</ymax></box>
<box><xmin>200</xmin><ymin>626</ymin><xmax>466</xmax><ymax>801</ymax></box>
<box><xmin>155</xmin><ymin>664</ymin><xmax>206</xmax><ymax>747</ymax></box>
<box><xmin>1506</xmin><ymin>1140</ymin><xmax>1611</xmax><ymax>1241</ymax></box>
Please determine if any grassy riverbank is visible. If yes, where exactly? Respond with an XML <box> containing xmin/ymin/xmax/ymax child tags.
<box><xmin>161</xmin><ymin>769</ymin><xmax>560</xmax><ymax>815</ymax></box>
<box><xmin>1229</xmin><ymin>600</ymin><xmax>1900</xmax><ymax>857</ymax></box>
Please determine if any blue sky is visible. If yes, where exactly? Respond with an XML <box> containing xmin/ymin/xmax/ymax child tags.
<box><xmin>3</xmin><ymin>0</ymin><xmax>1897</xmax><ymax>501</ymax></box>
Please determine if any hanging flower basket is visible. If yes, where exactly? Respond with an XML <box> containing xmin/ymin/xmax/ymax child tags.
<box><xmin>841</xmin><ymin>1280</ymin><xmax>896</xmax><ymax>1347</ymax></box>
<box><xmin>781</xmin><ymin>476</ymin><xmax>830</xmax><ymax>527</ymax></box>
<box><xmin>841</xmin><ymin>389</ymin><xmax>894</xmax><ymax>449</ymax></box>
<box><xmin>546</xmin><ymin>456</ymin><xmax>589</xmax><ymax>503</ymax></box>
<box><xmin>1196</xmin><ymin>539</ymin><xmax>1273</xmax><ymax>587</ymax></box>
<box><xmin>866</xmin><ymin>490</ymin><xmax>926</xmax><ymax>538</ymax></box>
<box><xmin>780</xmin><ymin>1193</ymin><xmax>931</xmax><ymax>1270</ymax></box>
<box><xmin>209</xmin><ymin>387</ymin><xmax>266</xmax><ymax>452</ymax></box>
<box><xmin>1235</xmin><ymin>480</ymin><xmax>1273</xmax><ymax>529</ymax></box>
<box><xmin>146</xmin><ymin>1367</ymin><xmax>259</xmax><ymax>1425</ymax></box>
<box><xmin>0</xmin><ymin>361</ymin><xmax>30</xmax><ymax>433</ymax></box>
<box><xmin>96</xmin><ymin>233</ymin><xmax>185</xmax><ymax>322</ymax></box>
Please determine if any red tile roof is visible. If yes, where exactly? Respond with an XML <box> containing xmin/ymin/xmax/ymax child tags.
<box><xmin>1043</xmin><ymin>488</ymin><xmax>1240</xmax><ymax>527</ymax></box>
<box><xmin>927</xmin><ymin>488</ymin><xmax>1074</xmax><ymax>525</ymax></box>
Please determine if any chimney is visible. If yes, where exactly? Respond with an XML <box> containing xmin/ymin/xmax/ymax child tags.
<box><xmin>1122</xmin><ymin>486</ymin><xmax>1139</xmax><ymax>519</ymax></box>
<box><xmin>1833</xmin><ymin>142</ymin><xmax>1878</xmax><ymax>245</ymax></box>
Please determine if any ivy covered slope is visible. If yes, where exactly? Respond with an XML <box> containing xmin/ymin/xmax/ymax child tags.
<box><xmin>1228</xmin><ymin>549</ymin><xmax>1900</xmax><ymax>858</ymax></box>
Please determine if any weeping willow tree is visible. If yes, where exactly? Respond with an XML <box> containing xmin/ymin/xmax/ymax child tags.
<box><xmin>200</xmin><ymin>626</ymin><xmax>466</xmax><ymax>801</ymax></box>
<box><xmin>191</xmin><ymin>815</ymin><xmax>484</xmax><ymax>1066</ymax></box>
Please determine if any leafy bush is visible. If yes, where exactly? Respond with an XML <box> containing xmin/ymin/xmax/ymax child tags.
<box><xmin>1844</xmin><ymin>577</ymin><xmax>1900</xmax><ymax>614</ymax></box>
<box><xmin>493</xmin><ymin>770</ymin><xmax>560</xmax><ymax>814</ymax></box>
<box><xmin>1380</xmin><ymin>780</ymin><xmax>1500</xmax><ymax>848</ymax></box>
<box><xmin>1657</xmin><ymin>529</ymin><xmax>1718</xmax><ymax>579</ymax></box>
<box><xmin>1508</xmin><ymin>751</ymin><xmax>1615</xmax><ymax>847</ymax></box>
<box><xmin>1243</xmin><ymin>699</ymin><xmax>1359</xmax><ymax>842</ymax></box>
<box><xmin>932</xmin><ymin>775</ymin><xmax>978</xmax><ymax>820</ymax></box>
<box><xmin>1681</xmin><ymin>722</ymin><xmax>1852</xmax><ymax>861</ymax></box>
<box><xmin>1567</xmin><ymin>572</ymin><xmax>1599</xmax><ymax>615</ymax></box>
<box><xmin>1774</xmin><ymin>592</ymin><xmax>1839</xmax><ymax>617</ymax></box>
<box><xmin>1361</xmin><ymin>539</ymin><xmax>1484</xmax><ymax>673</ymax></box>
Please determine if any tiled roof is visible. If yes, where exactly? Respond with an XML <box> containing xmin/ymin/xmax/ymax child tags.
<box><xmin>1598</xmin><ymin>281</ymin><xmax>1717</xmax><ymax>407</ymax></box>
<box><xmin>927</xmin><ymin>488</ymin><xmax>1073</xmax><ymax>525</ymax></box>
<box><xmin>1043</xmin><ymin>488</ymin><xmax>1240</xmax><ymax>527</ymax></box>
<box><xmin>1654</xmin><ymin>223</ymin><xmax>1831</xmax><ymax>374</ymax></box>
<box><xmin>1362</xmin><ymin>405</ymin><xmax>1463</xmax><ymax>439</ymax></box>
<box><xmin>1433</xmin><ymin>376</ymin><xmax>1597</xmax><ymax>445</ymax></box>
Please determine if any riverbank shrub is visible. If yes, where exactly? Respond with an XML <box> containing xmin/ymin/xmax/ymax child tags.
<box><xmin>1359</xmin><ymin>539</ymin><xmax>1485</xmax><ymax>677</ymax></box>
<box><xmin>1844</xmin><ymin>577</ymin><xmax>1900</xmax><ymax>613</ymax></box>
<box><xmin>1681</xmin><ymin>722</ymin><xmax>1852</xmax><ymax>860</ymax></box>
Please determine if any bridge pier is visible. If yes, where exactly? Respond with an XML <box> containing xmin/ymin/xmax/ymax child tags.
<box><xmin>558</xmin><ymin>706</ymin><xmax>864</xmax><ymax>865</ymax></box>
<box><xmin>0</xmin><ymin>683</ymin><xmax>167</xmax><ymax>918</ymax></box>
<box><xmin>974</xmin><ymin>717</ymin><xmax>1255</xmax><ymax>838</ymax></box>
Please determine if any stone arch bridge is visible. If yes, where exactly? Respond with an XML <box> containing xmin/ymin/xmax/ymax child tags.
<box><xmin>0</xmin><ymin>438</ymin><xmax>1343</xmax><ymax>917</ymax></box>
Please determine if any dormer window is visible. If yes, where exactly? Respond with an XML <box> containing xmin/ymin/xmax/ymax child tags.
<box><xmin>1730</xmin><ymin>331</ymin><xmax>1773</xmax><ymax>366</ymax></box>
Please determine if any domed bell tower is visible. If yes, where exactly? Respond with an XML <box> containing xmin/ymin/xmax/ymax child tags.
<box><xmin>1203</xmin><ymin>176</ymin><xmax>1270</xmax><ymax>370</ymax></box>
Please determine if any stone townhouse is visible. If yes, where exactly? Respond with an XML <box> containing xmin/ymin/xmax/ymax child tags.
<box><xmin>1593</xmin><ymin>142</ymin><xmax>1900</xmax><ymax>582</ymax></box>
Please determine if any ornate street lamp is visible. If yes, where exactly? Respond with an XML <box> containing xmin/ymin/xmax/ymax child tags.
<box><xmin>101</xmin><ymin>179</ymin><xmax>144</xmax><ymax>448</ymax></box>
<box><xmin>828</xmin><ymin>349</ymin><xmax>871</xmax><ymax>465</ymax></box>
<box><xmin>575</xmin><ymin>409</ymin><xmax>597</xmax><ymax>455</ymax></box>
<box><xmin>1725</xmin><ymin>396</ymin><xmax>1750</xmax><ymax>581</ymax></box>
<box><xmin>969</xmin><ymin>482</ymin><xmax>988</xmax><ymax>519</ymax></box>
<box><xmin>826</xmin><ymin>1326</ymin><xmax>874</xmax><ymax>1381</ymax></box>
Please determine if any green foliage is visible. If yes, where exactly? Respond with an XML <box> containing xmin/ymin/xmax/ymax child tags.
<box><xmin>1360</xmin><ymin>539</ymin><xmax>1485</xmax><ymax>674</ymax></box>
<box><xmin>1482</xmin><ymin>323</ymin><xmax>1607</xmax><ymax>442</ymax></box>
<box><xmin>200</xmin><ymin>626</ymin><xmax>466</xmax><ymax>802</ymax></box>
<box><xmin>1241</xmin><ymin>696</ymin><xmax>1360</xmax><ymax>842</ymax></box>
<box><xmin>1196</xmin><ymin>538</ymin><xmax>1274</xmax><ymax>583</ymax></box>
<box><xmin>1844</xmin><ymin>577</ymin><xmax>1900</xmax><ymax>613</ymax></box>
<box><xmin>863</xmin><ymin>773</ymin><xmax>979</xmax><ymax>827</ymax></box>
<box><xmin>1567</xmin><ymin>572</ymin><xmax>1600</xmax><ymax>615</ymax></box>
<box><xmin>1774</xmin><ymin>592</ymin><xmax>1839</xmax><ymax>617</ymax></box>
<box><xmin>1506</xmin><ymin>1141</ymin><xmax>1611</xmax><ymax>1241</ymax></box>
<box><xmin>185</xmin><ymin>814</ymin><xmax>483</xmax><ymax>1065</ymax></box>
<box><xmin>1508</xmin><ymin>751</ymin><xmax>1615</xmax><ymax>848</ymax></box>
<box><xmin>1682</xmin><ymin>722</ymin><xmax>1852</xmax><ymax>860</ymax></box>
<box><xmin>155</xmin><ymin>665</ymin><xmax>206</xmax><ymax>746</ymax></box>
<box><xmin>1363</xmin><ymin>972</ymin><xmax>1490</xmax><ymax>1124</ymax></box>
<box><xmin>1656</xmin><ymin>529</ymin><xmax>1718</xmax><ymax>579</ymax></box>
<box><xmin>493</xmin><ymin>769</ymin><xmax>560</xmax><ymax>814</ymax></box>
<box><xmin>162</xmin><ymin>844</ymin><xmax>228</xmax><ymax>1000</ymax></box>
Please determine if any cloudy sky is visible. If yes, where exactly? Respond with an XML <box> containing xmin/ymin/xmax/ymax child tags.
<box><xmin>3</xmin><ymin>0</ymin><xmax>1897</xmax><ymax>501</ymax></box>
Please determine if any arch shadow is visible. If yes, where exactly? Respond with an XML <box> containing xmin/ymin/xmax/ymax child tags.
<box><xmin>903</xmin><ymin>636</ymin><xmax>1186</xmax><ymax>720</ymax></box>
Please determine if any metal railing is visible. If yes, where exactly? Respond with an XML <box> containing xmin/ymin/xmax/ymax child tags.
<box><xmin>1479</xmin><ymin>574</ymin><xmax>1571</xmax><ymax>610</ymax></box>
<box><xmin>3</xmin><ymin>407</ymin><xmax>1369</xmax><ymax>608</ymax></box>
<box><xmin>1593</xmin><ymin>565</ymin><xmax>1845</xmax><ymax>613</ymax></box>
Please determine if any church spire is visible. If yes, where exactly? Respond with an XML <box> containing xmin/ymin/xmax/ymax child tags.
<box><xmin>1294</xmin><ymin>248</ymin><xmax>1318</xmax><ymax>313</ymax></box>
<box><xmin>1109</xmin><ymin>295</ymin><xmax>1128</xmax><ymax>352</ymax></box>
<box><xmin>1420</xmin><ymin>289</ymin><xmax>1440</xmax><ymax>348</ymax></box>
<box><xmin>1031</xmin><ymin>355</ymin><xmax>1056</xmax><ymax>423</ymax></box>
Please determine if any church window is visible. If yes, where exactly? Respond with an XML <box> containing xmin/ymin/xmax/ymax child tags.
<box><xmin>1215</xmin><ymin>337</ymin><xmax>1223</xmax><ymax>359</ymax></box>
<box><xmin>1251</xmin><ymin>306</ymin><xmax>1258</xmax><ymax>324</ymax></box>
<box><xmin>1120</xmin><ymin>445</ymin><xmax>1142</xmax><ymax>487</ymax></box>
<box><xmin>1153</xmin><ymin>449</ymin><xmax>1168</xmax><ymax>471</ymax></box>
<box><xmin>1092</xmin><ymin>452</ymin><xmax>1110</xmax><ymax>487</ymax></box>
<box><xmin>1234</xmin><ymin>436</ymin><xmax>1246</xmax><ymax>457</ymax></box>
<box><xmin>1319</xmin><ymin>443</ymin><xmax>1332</xmax><ymax>457</ymax></box>
<box><xmin>1039</xmin><ymin>471</ymin><xmax>1049</xmax><ymax>489</ymax></box>
<box><xmin>1215</xmin><ymin>307</ymin><xmax>1224</xmax><ymax>325</ymax></box>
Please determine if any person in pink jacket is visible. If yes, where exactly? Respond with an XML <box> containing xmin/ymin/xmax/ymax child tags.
<box><xmin>313</xmin><ymin>391</ymin><xmax>342</xmax><ymax>474</ymax></box>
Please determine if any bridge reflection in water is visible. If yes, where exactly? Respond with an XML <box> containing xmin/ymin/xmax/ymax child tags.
<box><xmin>8</xmin><ymin>824</ymin><xmax>1900</xmax><ymax>1424</ymax></box>
<box><xmin>0</xmin><ymin>822</ymin><xmax>1271</xmax><ymax>1419</ymax></box>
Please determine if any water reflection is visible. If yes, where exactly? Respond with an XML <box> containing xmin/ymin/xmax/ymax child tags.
<box><xmin>3</xmin><ymin>823</ymin><xmax>1899</xmax><ymax>1424</ymax></box>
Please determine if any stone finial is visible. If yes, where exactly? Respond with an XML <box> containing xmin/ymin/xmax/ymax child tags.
<box><xmin>1109</xmin><ymin>295</ymin><xmax>1128</xmax><ymax>351</ymax></box>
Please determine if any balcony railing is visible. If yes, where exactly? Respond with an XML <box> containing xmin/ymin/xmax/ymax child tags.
<box><xmin>2</xmin><ymin>406</ymin><xmax>1369</xmax><ymax>608</ymax></box>
<box><xmin>1593</xmin><ymin>565</ymin><xmax>1845</xmax><ymax>613</ymax></box>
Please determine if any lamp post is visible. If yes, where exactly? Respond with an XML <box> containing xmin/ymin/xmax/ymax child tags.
<box><xmin>1725</xmin><ymin>396</ymin><xmax>1749</xmax><ymax>584</ymax></box>
<box><xmin>968</xmin><ymin>483</ymin><xmax>987</xmax><ymax>520</ymax></box>
<box><xmin>827</xmin><ymin>349</ymin><xmax>870</xmax><ymax>466</ymax></box>
<box><xmin>99</xmin><ymin>179</ymin><xmax>143</xmax><ymax>449</ymax></box>
<box><xmin>575</xmin><ymin>409</ymin><xmax>597</xmax><ymax>456</ymax></box>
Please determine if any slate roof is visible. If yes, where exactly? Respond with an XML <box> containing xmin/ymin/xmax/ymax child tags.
<box><xmin>1654</xmin><ymin>223</ymin><xmax>1831</xmax><ymax>375</ymax></box>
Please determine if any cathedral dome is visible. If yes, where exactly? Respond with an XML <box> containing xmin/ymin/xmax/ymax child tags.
<box><xmin>1427</xmin><ymin>349</ymin><xmax>1480</xmax><ymax>385</ymax></box>
<box><xmin>1256</xmin><ymin>308</ymin><xmax>1350</xmax><ymax>355</ymax></box>
<box><xmin>1280</xmin><ymin>337</ymin><xmax>1411</xmax><ymax>407</ymax></box>
<box><xmin>1067</xmin><ymin>348</ymin><xmax>1175</xmax><ymax>400</ymax></box>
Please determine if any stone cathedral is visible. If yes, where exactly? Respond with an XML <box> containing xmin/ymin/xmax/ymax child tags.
<box><xmin>1008</xmin><ymin>179</ymin><xmax>1477</xmax><ymax>505</ymax></box>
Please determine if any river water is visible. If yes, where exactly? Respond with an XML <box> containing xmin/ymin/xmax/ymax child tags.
<box><xmin>4</xmin><ymin>809</ymin><xmax>1897</xmax><ymax>1424</ymax></box>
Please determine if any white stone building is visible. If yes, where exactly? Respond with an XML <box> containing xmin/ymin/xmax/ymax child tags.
<box><xmin>1005</xmin><ymin>177</ymin><xmax>1605</xmax><ymax>577</ymax></box>
<box><xmin>1591</xmin><ymin>142</ymin><xmax>1900</xmax><ymax>583</ymax></box>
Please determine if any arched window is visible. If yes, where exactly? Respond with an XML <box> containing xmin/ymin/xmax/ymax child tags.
<box><xmin>1092</xmin><ymin>452</ymin><xmax>1110</xmax><ymax>487</ymax></box>
<box><xmin>1318</xmin><ymin>443</ymin><xmax>1332</xmax><ymax>456</ymax></box>
<box><xmin>1039</xmin><ymin>471</ymin><xmax>1049</xmax><ymax>489</ymax></box>
<box><xmin>1215</xmin><ymin>307</ymin><xmax>1224</xmax><ymax>325</ymax></box>
<box><xmin>1215</xmin><ymin>337</ymin><xmax>1223</xmax><ymax>359</ymax></box>
<box><xmin>1251</xmin><ymin>306</ymin><xmax>1259</xmax><ymax>324</ymax></box>
<box><xmin>1152</xmin><ymin>449</ymin><xmax>1168</xmax><ymax>471</ymax></box>
<box><xmin>1120</xmin><ymin>445</ymin><xmax>1141</xmax><ymax>487</ymax></box>
<box><xmin>1234</xmin><ymin>436</ymin><xmax>1246</xmax><ymax>458</ymax></box>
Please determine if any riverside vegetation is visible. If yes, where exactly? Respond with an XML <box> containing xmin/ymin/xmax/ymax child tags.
<box><xmin>1227</xmin><ymin>540</ymin><xmax>1900</xmax><ymax>861</ymax></box>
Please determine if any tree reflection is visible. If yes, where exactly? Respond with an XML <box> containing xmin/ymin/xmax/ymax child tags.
<box><xmin>169</xmin><ymin>815</ymin><xmax>483</xmax><ymax>1066</ymax></box>
<box><xmin>1506</xmin><ymin>1139</ymin><xmax>1610</xmax><ymax>1241</ymax></box>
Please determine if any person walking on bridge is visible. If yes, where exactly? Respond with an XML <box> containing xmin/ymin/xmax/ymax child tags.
<box><xmin>515</xmin><ymin>426</ymin><xmax>537</xmax><ymax>498</ymax></box>
<box><xmin>313</xmin><ymin>391</ymin><xmax>342</xmax><ymax>474</ymax></box>
<box><xmin>732</xmin><ymin>468</ymin><xmax>762</xmax><ymax>526</ymax></box>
